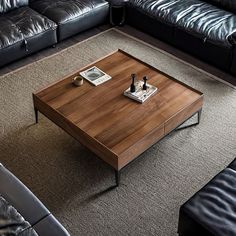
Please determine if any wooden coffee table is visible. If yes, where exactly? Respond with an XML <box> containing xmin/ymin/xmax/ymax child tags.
<box><xmin>33</xmin><ymin>49</ymin><xmax>203</xmax><ymax>186</ymax></box>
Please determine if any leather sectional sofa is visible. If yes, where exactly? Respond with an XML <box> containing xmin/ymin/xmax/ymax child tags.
<box><xmin>178</xmin><ymin>158</ymin><xmax>236</xmax><ymax>236</ymax></box>
<box><xmin>126</xmin><ymin>0</ymin><xmax>236</xmax><ymax>85</ymax></box>
<box><xmin>1</xmin><ymin>0</ymin><xmax>236</xmax><ymax>85</ymax></box>
<box><xmin>0</xmin><ymin>163</ymin><xmax>70</xmax><ymax>235</ymax></box>
<box><xmin>0</xmin><ymin>0</ymin><xmax>109</xmax><ymax>67</ymax></box>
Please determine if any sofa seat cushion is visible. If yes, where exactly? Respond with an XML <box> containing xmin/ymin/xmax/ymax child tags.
<box><xmin>0</xmin><ymin>0</ymin><xmax>29</xmax><ymax>14</ymax></box>
<box><xmin>0</xmin><ymin>196</ymin><xmax>38</xmax><ymax>236</ymax></box>
<box><xmin>128</xmin><ymin>0</ymin><xmax>236</xmax><ymax>48</ymax></box>
<box><xmin>128</xmin><ymin>0</ymin><xmax>205</xmax><ymax>25</ymax></box>
<box><xmin>180</xmin><ymin>168</ymin><xmax>236</xmax><ymax>236</ymax></box>
<box><xmin>0</xmin><ymin>6</ymin><xmax>57</xmax><ymax>67</ymax></box>
<box><xmin>0</xmin><ymin>6</ymin><xmax>57</xmax><ymax>50</ymax></box>
<box><xmin>30</xmin><ymin>0</ymin><xmax>109</xmax><ymax>41</ymax></box>
<box><xmin>30</xmin><ymin>0</ymin><xmax>108</xmax><ymax>24</ymax></box>
<box><xmin>175</xmin><ymin>3</ymin><xmax>236</xmax><ymax>48</ymax></box>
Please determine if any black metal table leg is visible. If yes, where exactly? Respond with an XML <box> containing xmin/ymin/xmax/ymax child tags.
<box><xmin>175</xmin><ymin>109</ymin><xmax>202</xmax><ymax>131</ymax></box>
<box><xmin>109</xmin><ymin>109</ymin><xmax>202</xmax><ymax>187</ymax></box>
<box><xmin>115</xmin><ymin>170</ymin><xmax>120</xmax><ymax>187</ymax></box>
<box><xmin>197</xmin><ymin>109</ymin><xmax>202</xmax><ymax>124</ymax></box>
<box><xmin>34</xmin><ymin>108</ymin><xmax>38</xmax><ymax>124</ymax></box>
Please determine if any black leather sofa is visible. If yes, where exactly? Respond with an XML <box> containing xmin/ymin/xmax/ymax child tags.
<box><xmin>0</xmin><ymin>0</ymin><xmax>57</xmax><ymax>68</ymax></box>
<box><xmin>0</xmin><ymin>163</ymin><xmax>70</xmax><ymax>236</ymax></box>
<box><xmin>126</xmin><ymin>0</ymin><xmax>236</xmax><ymax>85</ymax></box>
<box><xmin>1</xmin><ymin>0</ymin><xmax>236</xmax><ymax>84</ymax></box>
<box><xmin>0</xmin><ymin>0</ymin><xmax>109</xmax><ymax>67</ymax></box>
<box><xmin>29</xmin><ymin>0</ymin><xmax>109</xmax><ymax>41</ymax></box>
<box><xmin>178</xmin><ymin>158</ymin><xmax>236</xmax><ymax>236</ymax></box>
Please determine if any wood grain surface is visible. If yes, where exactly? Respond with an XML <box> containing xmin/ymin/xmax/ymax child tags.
<box><xmin>33</xmin><ymin>49</ymin><xmax>203</xmax><ymax>170</ymax></box>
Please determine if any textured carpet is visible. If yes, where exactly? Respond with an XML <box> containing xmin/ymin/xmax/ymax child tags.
<box><xmin>0</xmin><ymin>28</ymin><xmax>236</xmax><ymax>236</ymax></box>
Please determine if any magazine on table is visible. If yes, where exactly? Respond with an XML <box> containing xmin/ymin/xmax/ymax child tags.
<box><xmin>80</xmin><ymin>66</ymin><xmax>111</xmax><ymax>86</ymax></box>
<box><xmin>124</xmin><ymin>80</ymin><xmax>158</xmax><ymax>103</ymax></box>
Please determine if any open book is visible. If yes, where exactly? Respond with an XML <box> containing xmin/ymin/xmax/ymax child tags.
<box><xmin>80</xmin><ymin>66</ymin><xmax>111</xmax><ymax>86</ymax></box>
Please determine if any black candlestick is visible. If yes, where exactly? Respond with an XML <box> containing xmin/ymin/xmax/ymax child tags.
<box><xmin>130</xmin><ymin>73</ymin><xmax>136</xmax><ymax>93</ymax></box>
<box><xmin>143</xmin><ymin>76</ymin><xmax>148</xmax><ymax>90</ymax></box>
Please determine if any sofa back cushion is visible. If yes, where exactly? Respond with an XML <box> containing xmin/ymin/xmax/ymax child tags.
<box><xmin>202</xmin><ymin>0</ymin><xmax>236</xmax><ymax>13</ymax></box>
<box><xmin>0</xmin><ymin>0</ymin><xmax>29</xmax><ymax>14</ymax></box>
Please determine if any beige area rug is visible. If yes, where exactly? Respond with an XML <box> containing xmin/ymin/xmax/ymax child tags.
<box><xmin>0</xmin><ymin>28</ymin><xmax>236</xmax><ymax>236</ymax></box>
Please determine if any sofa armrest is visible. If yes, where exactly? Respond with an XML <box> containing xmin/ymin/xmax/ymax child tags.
<box><xmin>33</xmin><ymin>214</ymin><xmax>70</xmax><ymax>236</ymax></box>
<box><xmin>0</xmin><ymin>164</ymin><xmax>50</xmax><ymax>225</ymax></box>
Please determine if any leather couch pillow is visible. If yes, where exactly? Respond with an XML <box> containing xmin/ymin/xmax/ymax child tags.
<box><xmin>0</xmin><ymin>195</ymin><xmax>38</xmax><ymax>236</ymax></box>
<box><xmin>202</xmin><ymin>0</ymin><xmax>236</xmax><ymax>13</ymax></box>
<box><xmin>0</xmin><ymin>0</ymin><xmax>29</xmax><ymax>14</ymax></box>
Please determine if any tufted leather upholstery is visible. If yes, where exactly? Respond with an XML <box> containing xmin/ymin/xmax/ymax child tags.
<box><xmin>126</xmin><ymin>0</ymin><xmax>236</xmax><ymax>84</ymax></box>
<box><xmin>30</xmin><ymin>0</ymin><xmax>109</xmax><ymax>41</ymax></box>
<box><xmin>0</xmin><ymin>6</ymin><xmax>57</xmax><ymax>67</ymax></box>
<box><xmin>128</xmin><ymin>0</ymin><xmax>236</xmax><ymax>48</ymax></box>
<box><xmin>1</xmin><ymin>0</ymin><xmax>236</xmax><ymax>84</ymax></box>
<box><xmin>0</xmin><ymin>0</ymin><xmax>109</xmax><ymax>68</ymax></box>
<box><xmin>0</xmin><ymin>7</ymin><xmax>56</xmax><ymax>49</ymax></box>
<box><xmin>0</xmin><ymin>0</ymin><xmax>28</xmax><ymax>13</ymax></box>
<box><xmin>178</xmin><ymin>159</ymin><xmax>236</xmax><ymax>236</ymax></box>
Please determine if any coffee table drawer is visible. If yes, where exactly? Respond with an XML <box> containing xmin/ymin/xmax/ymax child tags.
<box><xmin>118</xmin><ymin>124</ymin><xmax>164</xmax><ymax>170</ymax></box>
<box><xmin>165</xmin><ymin>98</ymin><xmax>203</xmax><ymax>134</ymax></box>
